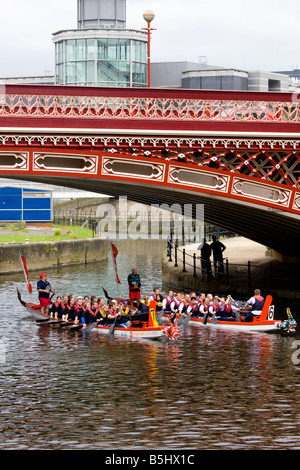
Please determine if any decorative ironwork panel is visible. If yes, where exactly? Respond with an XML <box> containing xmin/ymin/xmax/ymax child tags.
<box><xmin>102</xmin><ymin>157</ymin><xmax>165</xmax><ymax>181</ymax></box>
<box><xmin>0</xmin><ymin>152</ymin><xmax>28</xmax><ymax>170</ymax></box>
<box><xmin>168</xmin><ymin>166</ymin><xmax>230</xmax><ymax>193</ymax></box>
<box><xmin>232</xmin><ymin>177</ymin><xmax>292</xmax><ymax>207</ymax></box>
<box><xmin>292</xmin><ymin>193</ymin><xmax>300</xmax><ymax>212</ymax></box>
<box><xmin>33</xmin><ymin>153</ymin><xmax>98</xmax><ymax>173</ymax></box>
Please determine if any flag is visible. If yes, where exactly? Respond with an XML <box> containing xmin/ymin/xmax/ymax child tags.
<box><xmin>111</xmin><ymin>243</ymin><xmax>121</xmax><ymax>285</ymax></box>
<box><xmin>20</xmin><ymin>254</ymin><xmax>33</xmax><ymax>295</ymax></box>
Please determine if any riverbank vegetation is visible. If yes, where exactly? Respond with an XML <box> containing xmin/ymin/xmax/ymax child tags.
<box><xmin>0</xmin><ymin>223</ymin><xmax>94</xmax><ymax>244</ymax></box>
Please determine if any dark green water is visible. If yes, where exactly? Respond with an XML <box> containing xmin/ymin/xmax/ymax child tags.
<box><xmin>1</xmin><ymin>240</ymin><xmax>300</xmax><ymax>450</ymax></box>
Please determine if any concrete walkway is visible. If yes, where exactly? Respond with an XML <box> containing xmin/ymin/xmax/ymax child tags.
<box><xmin>184</xmin><ymin>236</ymin><xmax>272</xmax><ymax>265</ymax></box>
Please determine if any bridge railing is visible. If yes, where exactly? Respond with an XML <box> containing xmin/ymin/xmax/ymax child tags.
<box><xmin>1</xmin><ymin>85</ymin><xmax>300</xmax><ymax>123</ymax></box>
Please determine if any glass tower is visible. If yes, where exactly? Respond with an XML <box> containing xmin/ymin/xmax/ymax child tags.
<box><xmin>53</xmin><ymin>0</ymin><xmax>148</xmax><ymax>87</ymax></box>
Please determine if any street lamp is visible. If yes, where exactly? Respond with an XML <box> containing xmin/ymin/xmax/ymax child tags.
<box><xmin>142</xmin><ymin>10</ymin><xmax>156</xmax><ymax>88</ymax></box>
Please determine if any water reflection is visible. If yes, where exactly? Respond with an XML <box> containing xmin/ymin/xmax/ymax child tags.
<box><xmin>0</xmin><ymin>240</ymin><xmax>300</xmax><ymax>450</ymax></box>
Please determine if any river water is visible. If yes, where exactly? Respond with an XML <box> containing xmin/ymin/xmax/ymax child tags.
<box><xmin>1</xmin><ymin>239</ymin><xmax>300</xmax><ymax>451</ymax></box>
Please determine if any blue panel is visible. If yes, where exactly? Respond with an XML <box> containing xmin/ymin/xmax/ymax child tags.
<box><xmin>23</xmin><ymin>189</ymin><xmax>45</xmax><ymax>194</ymax></box>
<box><xmin>0</xmin><ymin>210</ymin><xmax>22</xmax><ymax>221</ymax></box>
<box><xmin>0</xmin><ymin>187</ymin><xmax>22</xmax><ymax>196</ymax></box>
<box><xmin>0</xmin><ymin>195</ymin><xmax>22</xmax><ymax>209</ymax></box>
<box><xmin>23</xmin><ymin>198</ymin><xmax>51</xmax><ymax>210</ymax></box>
<box><xmin>23</xmin><ymin>210</ymin><xmax>52</xmax><ymax>222</ymax></box>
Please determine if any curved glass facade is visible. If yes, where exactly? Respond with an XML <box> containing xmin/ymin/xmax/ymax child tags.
<box><xmin>54</xmin><ymin>31</ymin><xmax>148</xmax><ymax>87</ymax></box>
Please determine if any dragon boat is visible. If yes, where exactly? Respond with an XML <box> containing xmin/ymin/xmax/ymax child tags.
<box><xmin>162</xmin><ymin>295</ymin><xmax>297</xmax><ymax>334</ymax></box>
<box><xmin>17</xmin><ymin>290</ymin><xmax>166</xmax><ymax>340</ymax></box>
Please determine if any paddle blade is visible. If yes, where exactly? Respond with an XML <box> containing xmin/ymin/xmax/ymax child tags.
<box><xmin>84</xmin><ymin>322</ymin><xmax>97</xmax><ymax>333</ymax></box>
<box><xmin>108</xmin><ymin>316</ymin><xmax>118</xmax><ymax>335</ymax></box>
<box><xmin>156</xmin><ymin>311</ymin><xmax>164</xmax><ymax>325</ymax></box>
<box><xmin>182</xmin><ymin>314</ymin><xmax>191</xmax><ymax>327</ymax></box>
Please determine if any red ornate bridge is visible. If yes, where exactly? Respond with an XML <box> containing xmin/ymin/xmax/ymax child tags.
<box><xmin>1</xmin><ymin>84</ymin><xmax>300</xmax><ymax>257</ymax></box>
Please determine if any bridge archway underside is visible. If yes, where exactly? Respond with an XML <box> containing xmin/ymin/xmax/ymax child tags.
<box><xmin>1</xmin><ymin>141</ymin><xmax>300</xmax><ymax>257</ymax></box>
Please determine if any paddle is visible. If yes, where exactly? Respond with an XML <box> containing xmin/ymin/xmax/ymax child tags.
<box><xmin>156</xmin><ymin>310</ymin><xmax>164</xmax><ymax>324</ymax></box>
<box><xmin>108</xmin><ymin>315</ymin><xmax>118</xmax><ymax>336</ymax></box>
<box><xmin>170</xmin><ymin>312</ymin><xmax>177</xmax><ymax>324</ymax></box>
<box><xmin>84</xmin><ymin>321</ymin><xmax>97</xmax><ymax>333</ymax></box>
<box><xmin>210</xmin><ymin>314</ymin><xmax>217</xmax><ymax>324</ymax></box>
<box><xmin>182</xmin><ymin>314</ymin><xmax>191</xmax><ymax>327</ymax></box>
<box><xmin>202</xmin><ymin>312</ymin><xmax>210</xmax><ymax>325</ymax></box>
<box><xmin>59</xmin><ymin>321</ymin><xmax>75</xmax><ymax>327</ymax></box>
<box><xmin>177</xmin><ymin>314</ymin><xmax>185</xmax><ymax>326</ymax></box>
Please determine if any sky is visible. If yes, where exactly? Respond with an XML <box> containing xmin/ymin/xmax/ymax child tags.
<box><xmin>0</xmin><ymin>0</ymin><xmax>300</xmax><ymax>77</ymax></box>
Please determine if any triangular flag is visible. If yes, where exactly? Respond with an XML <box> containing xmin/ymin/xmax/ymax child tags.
<box><xmin>20</xmin><ymin>254</ymin><xmax>33</xmax><ymax>295</ymax></box>
<box><xmin>111</xmin><ymin>243</ymin><xmax>121</xmax><ymax>285</ymax></box>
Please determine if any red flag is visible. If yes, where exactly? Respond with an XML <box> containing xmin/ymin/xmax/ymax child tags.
<box><xmin>111</xmin><ymin>243</ymin><xmax>121</xmax><ymax>285</ymax></box>
<box><xmin>20</xmin><ymin>255</ymin><xmax>33</xmax><ymax>295</ymax></box>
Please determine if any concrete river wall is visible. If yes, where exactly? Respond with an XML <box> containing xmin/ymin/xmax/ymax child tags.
<box><xmin>0</xmin><ymin>239</ymin><xmax>110</xmax><ymax>275</ymax></box>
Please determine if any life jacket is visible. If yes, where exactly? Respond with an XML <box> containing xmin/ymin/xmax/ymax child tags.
<box><xmin>171</xmin><ymin>298</ymin><xmax>181</xmax><ymax>311</ymax></box>
<box><xmin>163</xmin><ymin>297</ymin><xmax>173</xmax><ymax>312</ymax></box>
<box><xmin>99</xmin><ymin>307</ymin><xmax>107</xmax><ymax>318</ymax></box>
<box><xmin>189</xmin><ymin>304</ymin><xmax>200</xmax><ymax>316</ymax></box>
<box><xmin>180</xmin><ymin>301</ymin><xmax>188</xmax><ymax>313</ymax></box>
<box><xmin>214</xmin><ymin>303</ymin><xmax>221</xmax><ymax>314</ymax></box>
<box><xmin>200</xmin><ymin>303</ymin><xmax>210</xmax><ymax>314</ymax></box>
<box><xmin>120</xmin><ymin>306</ymin><xmax>130</xmax><ymax>316</ymax></box>
<box><xmin>86</xmin><ymin>307</ymin><xmax>97</xmax><ymax>323</ymax></box>
<box><xmin>224</xmin><ymin>304</ymin><xmax>232</xmax><ymax>314</ymax></box>
<box><xmin>50</xmin><ymin>301</ymin><xmax>59</xmax><ymax>313</ymax></box>
<box><xmin>57</xmin><ymin>302</ymin><xmax>68</xmax><ymax>318</ymax></box>
<box><xmin>252</xmin><ymin>295</ymin><xmax>264</xmax><ymax>311</ymax></box>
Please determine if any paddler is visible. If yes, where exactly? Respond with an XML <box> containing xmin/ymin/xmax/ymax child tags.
<box><xmin>162</xmin><ymin>290</ymin><xmax>174</xmax><ymax>315</ymax></box>
<box><xmin>127</xmin><ymin>267</ymin><xmax>141</xmax><ymax>306</ymax></box>
<box><xmin>49</xmin><ymin>296</ymin><xmax>61</xmax><ymax>318</ymax></box>
<box><xmin>37</xmin><ymin>273</ymin><xmax>56</xmax><ymax>315</ymax></box>
<box><xmin>186</xmin><ymin>296</ymin><xmax>201</xmax><ymax>317</ymax></box>
<box><xmin>243</xmin><ymin>289</ymin><xmax>265</xmax><ymax>322</ymax></box>
<box><xmin>116</xmin><ymin>301</ymin><xmax>131</xmax><ymax>328</ymax></box>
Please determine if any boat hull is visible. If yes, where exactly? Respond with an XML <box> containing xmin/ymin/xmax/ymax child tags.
<box><xmin>19</xmin><ymin>295</ymin><xmax>165</xmax><ymax>339</ymax></box>
<box><xmin>94</xmin><ymin>324</ymin><xmax>164</xmax><ymax>339</ymax></box>
<box><xmin>189</xmin><ymin>316</ymin><xmax>282</xmax><ymax>333</ymax></box>
<box><xmin>162</xmin><ymin>313</ymin><xmax>282</xmax><ymax>333</ymax></box>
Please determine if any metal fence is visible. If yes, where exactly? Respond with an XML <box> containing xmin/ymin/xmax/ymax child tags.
<box><xmin>167</xmin><ymin>232</ymin><xmax>300</xmax><ymax>292</ymax></box>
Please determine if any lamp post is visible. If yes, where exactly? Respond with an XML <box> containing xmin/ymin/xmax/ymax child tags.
<box><xmin>142</xmin><ymin>10</ymin><xmax>156</xmax><ymax>88</ymax></box>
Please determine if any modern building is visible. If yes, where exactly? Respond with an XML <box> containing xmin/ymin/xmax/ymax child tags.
<box><xmin>52</xmin><ymin>0</ymin><xmax>148</xmax><ymax>87</ymax></box>
<box><xmin>151</xmin><ymin>61</ymin><xmax>292</xmax><ymax>92</ymax></box>
<box><xmin>182</xmin><ymin>68</ymin><xmax>249</xmax><ymax>91</ymax></box>
<box><xmin>0</xmin><ymin>187</ymin><xmax>53</xmax><ymax>222</ymax></box>
<box><xmin>274</xmin><ymin>68</ymin><xmax>300</xmax><ymax>84</ymax></box>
